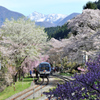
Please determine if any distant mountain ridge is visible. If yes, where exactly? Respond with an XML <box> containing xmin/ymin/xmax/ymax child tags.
<box><xmin>36</xmin><ymin>21</ymin><xmax>55</xmax><ymax>28</ymax></box>
<box><xmin>28</xmin><ymin>11</ymin><xmax>67</xmax><ymax>24</ymax></box>
<box><xmin>28</xmin><ymin>11</ymin><xmax>80</xmax><ymax>27</ymax></box>
<box><xmin>0</xmin><ymin>6</ymin><xmax>24</xmax><ymax>26</ymax></box>
<box><xmin>58</xmin><ymin>13</ymin><xmax>80</xmax><ymax>26</ymax></box>
<box><xmin>0</xmin><ymin>6</ymin><xmax>80</xmax><ymax>28</ymax></box>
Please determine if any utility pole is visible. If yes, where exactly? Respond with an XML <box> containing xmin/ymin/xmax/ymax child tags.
<box><xmin>60</xmin><ymin>51</ymin><xmax>64</xmax><ymax>73</ymax></box>
<box><xmin>0</xmin><ymin>61</ymin><xmax>1</xmax><ymax>70</ymax></box>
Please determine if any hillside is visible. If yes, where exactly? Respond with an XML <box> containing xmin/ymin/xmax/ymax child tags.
<box><xmin>0</xmin><ymin>6</ymin><xmax>24</xmax><ymax>26</ymax></box>
<box><xmin>49</xmin><ymin>24</ymin><xmax>71</xmax><ymax>39</ymax></box>
<box><xmin>44</xmin><ymin>24</ymin><xmax>71</xmax><ymax>39</ymax></box>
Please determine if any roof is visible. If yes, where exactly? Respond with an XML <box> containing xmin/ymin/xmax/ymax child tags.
<box><xmin>39</xmin><ymin>62</ymin><xmax>50</xmax><ymax>64</ymax></box>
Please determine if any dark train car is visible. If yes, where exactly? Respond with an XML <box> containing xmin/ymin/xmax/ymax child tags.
<box><xmin>37</xmin><ymin>62</ymin><xmax>51</xmax><ymax>78</ymax></box>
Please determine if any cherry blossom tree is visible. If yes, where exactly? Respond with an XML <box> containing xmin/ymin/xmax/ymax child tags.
<box><xmin>0</xmin><ymin>18</ymin><xmax>48</xmax><ymax>81</ymax></box>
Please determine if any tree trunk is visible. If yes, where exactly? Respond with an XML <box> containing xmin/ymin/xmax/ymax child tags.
<box><xmin>22</xmin><ymin>71</ymin><xmax>24</xmax><ymax>78</ymax></box>
<box><xmin>17</xmin><ymin>56</ymin><xmax>27</xmax><ymax>80</ymax></box>
<box><xmin>14</xmin><ymin>73</ymin><xmax>18</xmax><ymax>82</ymax></box>
<box><xmin>19</xmin><ymin>69</ymin><xmax>21</xmax><ymax>81</ymax></box>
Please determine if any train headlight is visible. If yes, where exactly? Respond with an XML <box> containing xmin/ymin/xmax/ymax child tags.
<box><xmin>43</xmin><ymin>70</ymin><xmax>46</xmax><ymax>72</ymax></box>
<box><xmin>43</xmin><ymin>70</ymin><xmax>46</xmax><ymax>74</ymax></box>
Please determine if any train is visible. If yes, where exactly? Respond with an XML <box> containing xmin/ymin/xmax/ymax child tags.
<box><xmin>37</xmin><ymin>62</ymin><xmax>51</xmax><ymax>78</ymax></box>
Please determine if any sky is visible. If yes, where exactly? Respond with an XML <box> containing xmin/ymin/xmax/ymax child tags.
<box><xmin>0</xmin><ymin>0</ymin><xmax>97</xmax><ymax>16</ymax></box>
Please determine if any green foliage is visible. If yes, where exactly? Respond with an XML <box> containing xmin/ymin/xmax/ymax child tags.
<box><xmin>0</xmin><ymin>51</ymin><xmax>2</xmax><ymax>58</ymax></box>
<box><xmin>44</xmin><ymin>24</ymin><xmax>71</xmax><ymax>40</ymax></box>
<box><xmin>44</xmin><ymin>26</ymin><xmax>60</xmax><ymax>39</ymax></box>
<box><xmin>67</xmin><ymin>32</ymin><xmax>72</xmax><ymax>38</ymax></box>
<box><xmin>0</xmin><ymin>51</ymin><xmax>9</xmax><ymax>72</ymax></box>
<box><xmin>66</xmin><ymin>62</ymin><xmax>72</xmax><ymax>68</ymax></box>
<box><xmin>95</xmin><ymin>0</ymin><xmax>100</xmax><ymax>9</ymax></box>
<box><xmin>60</xmin><ymin>72</ymin><xmax>72</xmax><ymax>76</ymax></box>
<box><xmin>83</xmin><ymin>0</ymin><xmax>100</xmax><ymax>10</ymax></box>
<box><xmin>0</xmin><ymin>35</ymin><xmax>3</xmax><ymax>40</ymax></box>
<box><xmin>51</xmin><ymin>24</ymin><xmax>71</xmax><ymax>40</ymax></box>
<box><xmin>0</xmin><ymin>77</ymin><xmax>32</xmax><ymax>100</ymax></box>
<box><xmin>66</xmin><ymin>62</ymin><xmax>78</xmax><ymax>73</ymax></box>
<box><xmin>83</xmin><ymin>1</ymin><xmax>97</xmax><ymax>9</ymax></box>
<box><xmin>62</xmin><ymin>56</ymin><xmax>68</xmax><ymax>69</ymax></box>
<box><xmin>71</xmin><ymin>69</ymin><xmax>78</xmax><ymax>74</ymax></box>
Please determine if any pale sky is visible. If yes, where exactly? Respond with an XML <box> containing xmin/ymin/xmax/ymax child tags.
<box><xmin>0</xmin><ymin>0</ymin><xmax>96</xmax><ymax>16</ymax></box>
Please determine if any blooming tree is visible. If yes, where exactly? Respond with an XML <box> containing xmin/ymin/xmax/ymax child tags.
<box><xmin>0</xmin><ymin>18</ymin><xmax>48</xmax><ymax>81</ymax></box>
<box><xmin>44</xmin><ymin>55</ymin><xmax>100</xmax><ymax>100</ymax></box>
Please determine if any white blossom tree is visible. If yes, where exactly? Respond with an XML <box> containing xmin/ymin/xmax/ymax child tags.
<box><xmin>0</xmin><ymin>18</ymin><xmax>48</xmax><ymax>81</ymax></box>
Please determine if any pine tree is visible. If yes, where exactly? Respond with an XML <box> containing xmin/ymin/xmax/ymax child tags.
<box><xmin>83</xmin><ymin>1</ymin><xmax>97</xmax><ymax>9</ymax></box>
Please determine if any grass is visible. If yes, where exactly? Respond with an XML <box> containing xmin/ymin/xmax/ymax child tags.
<box><xmin>0</xmin><ymin>77</ymin><xmax>33</xmax><ymax>100</ymax></box>
<box><xmin>59</xmin><ymin>72</ymin><xmax>73</xmax><ymax>76</ymax></box>
<box><xmin>0</xmin><ymin>75</ymin><xmax>64</xmax><ymax>100</ymax></box>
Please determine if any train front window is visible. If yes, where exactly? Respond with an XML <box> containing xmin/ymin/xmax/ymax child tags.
<box><xmin>45</xmin><ymin>66</ymin><xmax>49</xmax><ymax>71</ymax></box>
<box><xmin>40</xmin><ymin>64</ymin><xmax>49</xmax><ymax>71</ymax></box>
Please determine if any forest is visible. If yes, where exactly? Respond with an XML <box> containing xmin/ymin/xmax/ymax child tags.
<box><xmin>44</xmin><ymin>24</ymin><xmax>71</xmax><ymax>40</ymax></box>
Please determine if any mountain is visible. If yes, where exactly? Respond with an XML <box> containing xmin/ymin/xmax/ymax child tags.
<box><xmin>28</xmin><ymin>11</ymin><xmax>80</xmax><ymax>27</ymax></box>
<box><xmin>0</xmin><ymin>6</ymin><xmax>24</xmax><ymax>26</ymax></box>
<box><xmin>0</xmin><ymin>6</ymin><xmax>80</xmax><ymax>28</ymax></box>
<box><xmin>28</xmin><ymin>11</ymin><xmax>67</xmax><ymax>25</ymax></box>
<box><xmin>35</xmin><ymin>21</ymin><xmax>55</xmax><ymax>28</ymax></box>
<box><xmin>58</xmin><ymin>13</ymin><xmax>80</xmax><ymax>26</ymax></box>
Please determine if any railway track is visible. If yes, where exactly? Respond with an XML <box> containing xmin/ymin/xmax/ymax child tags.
<box><xmin>7</xmin><ymin>73</ymin><xmax>73</xmax><ymax>100</ymax></box>
<box><xmin>52</xmin><ymin>73</ymin><xmax>73</xmax><ymax>82</ymax></box>
<box><xmin>44</xmin><ymin>74</ymin><xmax>73</xmax><ymax>100</ymax></box>
<box><xmin>10</xmin><ymin>78</ymin><xmax>49</xmax><ymax>100</ymax></box>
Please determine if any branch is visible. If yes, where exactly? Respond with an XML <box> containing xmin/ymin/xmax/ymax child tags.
<box><xmin>75</xmin><ymin>77</ymin><xmax>100</xmax><ymax>94</ymax></box>
<box><xmin>16</xmin><ymin>56</ymin><xmax>27</xmax><ymax>73</ymax></box>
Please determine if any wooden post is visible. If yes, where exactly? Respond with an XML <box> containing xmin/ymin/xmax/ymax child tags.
<box><xmin>13</xmin><ymin>82</ymin><xmax>15</xmax><ymax>91</ymax></box>
<box><xmin>0</xmin><ymin>62</ymin><xmax>1</xmax><ymax>70</ymax></box>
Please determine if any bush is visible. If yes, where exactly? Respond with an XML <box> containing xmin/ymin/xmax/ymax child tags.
<box><xmin>71</xmin><ymin>69</ymin><xmax>78</xmax><ymax>74</ymax></box>
<box><xmin>67</xmin><ymin>62</ymin><xmax>78</xmax><ymax>73</ymax></box>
